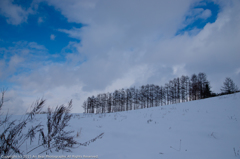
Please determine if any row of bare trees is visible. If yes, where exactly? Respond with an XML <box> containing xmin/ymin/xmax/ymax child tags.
<box><xmin>82</xmin><ymin>72</ymin><xmax>212</xmax><ymax>113</ymax></box>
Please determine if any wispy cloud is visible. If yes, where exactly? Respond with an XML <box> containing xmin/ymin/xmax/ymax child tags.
<box><xmin>1</xmin><ymin>0</ymin><xmax>240</xmax><ymax>114</ymax></box>
<box><xmin>0</xmin><ymin>41</ymin><xmax>48</xmax><ymax>79</ymax></box>
<box><xmin>199</xmin><ymin>9</ymin><xmax>212</xmax><ymax>19</ymax></box>
<box><xmin>50</xmin><ymin>34</ymin><xmax>56</xmax><ymax>40</ymax></box>
<box><xmin>0</xmin><ymin>0</ymin><xmax>36</xmax><ymax>25</ymax></box>
<box><xmin>38</xmin><ymin>17</ymin><xmax>44</xmax><ymax>24</ymax></box>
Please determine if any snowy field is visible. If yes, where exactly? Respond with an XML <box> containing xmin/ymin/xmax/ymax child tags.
<box><xmin>5</xmin><ymin>93</ymin><xmax>240</xmax><ymax>159</ymax></box>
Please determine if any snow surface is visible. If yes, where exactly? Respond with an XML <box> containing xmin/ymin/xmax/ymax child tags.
<box><xmin>5</xmin><ymin>93</ymin><xmax>240</xmax><ymax>159</ymax></box>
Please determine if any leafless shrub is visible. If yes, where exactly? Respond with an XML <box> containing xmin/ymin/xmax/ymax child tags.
<box><xmin>147</xmin><ymin>119</ymin><xmax>152</xmax><ymax>123</ymax></box>
<box><xmin>0</xmin><ymin>92</ymin><xmax>44</xmax><ymax>157</ymax></box>
<box><xmin>76</xmin><ymin>128</ymin><xmax>82</xmax><ymax>138</ymax></box>
<box><xmin>233</xmin><ymin>147</ymin><xmax>240</xmax><ymax>157</ymax></box>
<box><xmin>1</xmin><ymin>90</ymin><xmax>104</xmax><ymax>157</ymax></box>
<box><xmin>209</xmin><ymin>132</ymin><xmax>217</xmax><ymax>139</ymax></box>
<box><xmin>0</xmin><ymin>88</ymin><xmax>6</xmax><ymax>111</ymax></box>
<box><xmin>30</xmin><ymin>100</ymin><xmax>78</xmax><ymax>154</ymax></box>
<box><xmin>170</xmin><ymin>139</ymin><xmax>182</xmax><ymax>151</ymax></box>
<box><xmin>79</xmin><ymin>133</ymin><xmax>104</xmax><ymax>146</ymax></box>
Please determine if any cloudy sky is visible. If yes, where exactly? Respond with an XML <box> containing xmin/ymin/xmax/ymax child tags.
<box><xmin>0</xmin><ymin>0</ymin><xmax>239</xmax><ymax>114</ymax></box>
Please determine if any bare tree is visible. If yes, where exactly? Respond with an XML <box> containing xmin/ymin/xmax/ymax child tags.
<box><xmin>190</xmin><ymin>74</ymin><xmax>198</xmax><ymax>100</ymax></box>
<box><xmin>180</xmin><ymin>75</ymin><xmax>187</xmax><ymax>102</ymax></box>
<box><xmin>221</xmin><ymin>77</ymin><xmax>238</xmax><ymax>94</ymax></box>
<box><xmin>176</xmin><ymin>78</ymin><xmax>181</xmax><ymax>103</ymax></box>
<box><xmin>139</xmin><ymin>86</ymin><xmax>146</xmax><ymax>109</ymax></box>
<box><xmin>126</xmin><ymin>89</ymin><xmax>131</xmax><ymax>111</ymax></box>
<box><xmin>120</xmin><ymin>89</ymin><xmax>126</xmax><ymax>111</ymax></box>
<box><xmin>165</xmin><ymin>83</ymin><xmax>170</xmax><ymax>105</ymax></box>
<box><xmin>155</xmin><ymin>85</ymin><xmax>160</xmax><ymax>107</ymax></box>
<box><xmin>198</xmin><ymin>73</ymin><xmax>209</xmax><ymax>99</ymax></box>
<box><xmin>82</xmin><ymin>73</ymin><xmax>237</xmax><ymax>114</ymax></box>
<box><xmin>160</xmin><ymin>86</ymin><xmax>165</xmax><ymax>106</ymax></box>
<box><xmin>82</xmin><ymin>101</ymin><xmax>87</xmax><ymax>113</ymax></box>
<box><xmin>133</xmin><ymin>88</ymin><xmax>139</xmax><ymax>110</ymax></box>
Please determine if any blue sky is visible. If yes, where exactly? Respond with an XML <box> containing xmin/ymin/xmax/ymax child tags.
<box><xmin>176</xmin><ymin>1</ymin><xmax>220</xmax><ymax>35</ymax></box>
<box><xmin>0</xmin><ymin>0</ymin><xmax>239</xmax><ymax>114</ymax></box>
<box><xmin>0</xmin><ymin>2</ymin><xmax>82</xmax><ymax>59</ymax></box>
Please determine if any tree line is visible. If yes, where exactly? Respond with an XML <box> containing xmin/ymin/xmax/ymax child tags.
<box><xmin>82</xmin><ymin>72</ymin><xmax>217</xmax><ymax>114</ymax></box>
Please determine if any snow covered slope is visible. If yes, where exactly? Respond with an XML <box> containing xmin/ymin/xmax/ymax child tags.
<box><xmin>32</xmin><ymin>93</ymin><xmax>240</xmax><ymax>159</ymax></box>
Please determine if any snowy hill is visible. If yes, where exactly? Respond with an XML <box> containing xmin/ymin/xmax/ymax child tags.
<box><xmin>25</xmin><ymin>93</ymin><xmax>240</xmax><ymax>158</ymax></box>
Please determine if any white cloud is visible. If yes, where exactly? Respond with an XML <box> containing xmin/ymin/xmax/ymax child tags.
<box><xmin>50</xmin><ymin>34</ymin><xmax>56</xmax><ymax>40</ymax></box>
<box><xmin>235</xmin><ymin>68</ymin><xmax>240</xmax><ymax>75</ymax></box>
<box><xmin>1</xmin><ymin>89</ymin><xmax>26</xmax><ymax>115</ymax></box>
<box><xmin>104</xmin><ymin>64</ymin><xmax>154</xmax><ymax>92</ymax></box>
<box><xmin>198</xmin><ymin>9</ymin><xmax>212</xmax><ymax>19</ymax></box>
<box><xmin>48</xmin><ymin>0</ymin><xmax>192</xmax><ymax>38</ymax></box>
<box><xmin>28</xmin><ymin>42</ymin><xmax>47</xmax><ymax>50</ymax></box>
<box><xmin>0</xmin><ymin>0</ymin><xmax>35</xmax><ymax>25</ymax></box>
<box><xmin>0</xmin><ymin>41</ymin><xmax>48</xmax><ymax>79</ymax></box>
<box><xmin>3</xmin><ymin>0</ymin><xmax>240</xmax><ymax>114</ymax></box>
<box><xmin>172</xmin><ymin>64</ymin><xmax>187</xmax><ymax>77</ymax></box>
<box><xmin>38</xmin><ymin>17</ymin><xmax>44</xmax><ymax>24</ymax></box>
<box><xmin>58</xmin><ymin>28</ymin><xmax>82</xmax><ymax>40</ymax></box>
<box><xmin>183</xmin><ymin>8</ymin><xmax>212</xmax><ymax>27</ymax></box>
<box><xmin>53</xmin><ymin>0</ymin><xmax>239</xmax><ymax>91</ymax></box>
